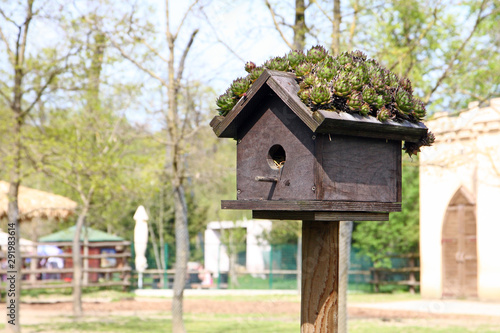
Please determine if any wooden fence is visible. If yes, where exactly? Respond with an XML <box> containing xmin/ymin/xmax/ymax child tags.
<box><xmin>369</xmin><ymin>254</ymin><xmax>420</xmax><ymax>293</ymax></box>
<box><xmin>0</xmin><ymin>241</ymin><xmax>131</xmax><ymax>290</ymax></box>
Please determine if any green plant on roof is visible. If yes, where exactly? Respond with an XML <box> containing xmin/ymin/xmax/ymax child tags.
<box><xmin>215</xmin><ymin>46</ymin><xmax>434</xmax><ymax>156</ymax></box>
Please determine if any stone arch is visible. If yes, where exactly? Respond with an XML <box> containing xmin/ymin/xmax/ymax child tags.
<box><xmin>441</xmin><ymin>186</ymin><xmax>477</xmax><ymax>298</ymax></box>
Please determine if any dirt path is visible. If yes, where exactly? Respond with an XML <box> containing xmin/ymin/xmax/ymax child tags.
<box><xmin>17</xmin><ymin>298</ymin><xmax>500</xmax><ymax>325</ymax></box>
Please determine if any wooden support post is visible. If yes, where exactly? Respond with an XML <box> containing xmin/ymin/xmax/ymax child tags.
<box><xmin>301</xmin><ymin>221</ymin><xmax>339</xmax><ymax>333</ymax></box>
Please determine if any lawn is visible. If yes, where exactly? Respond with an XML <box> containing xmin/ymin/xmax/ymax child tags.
<box><xmin>24</xmin><ymin>315</ymin><xmax>500</xmax><ymax>333</ymax></box>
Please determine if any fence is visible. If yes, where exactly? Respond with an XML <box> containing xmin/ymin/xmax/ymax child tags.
<box><xmin>0</xmin><ymin>241</ymin><xmax>131</xmax><ymax>290</ymax></box>
<box><xmin>135</xmin><ymin>241</ymin><xmax>419</xmax><ymax>292</ymax></box>
<box><xmin>4</xmin><ymin>240</ymin><xmax>419</xmax><ymax>293</ymax></box>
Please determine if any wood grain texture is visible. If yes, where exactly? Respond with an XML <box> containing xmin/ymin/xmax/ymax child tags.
<box><xmin>266</xmin><ymin>75</ymin><xmax>321</xmax><ymax>133</ymax></box>
<box><xmin>301</xmin><ymin>221</ymin><xmax>339</xmax><ymax>333</ymax></box>
<box><xmin>222</xmin><ymin>200</ymin><xmax>401</xmax><ymax>212</ymax></box>
<box><xmin>316</xmin><ymin>134</ymin><xmax>400</xmax><ymax>202</ymax></box>
<box><xmin>252</xmin><ymin>210</ymin><xmax>389</xmax><ymax>221</ymax></box>
<box><xmin>212</xmin><ymin>70</ymin><xmax>272</xmax><ymax>138</ymax></box>
<box><xmin>236</xmin><ymin>98</ymin><xmax>316</xmax><ymax>201</ymax></box>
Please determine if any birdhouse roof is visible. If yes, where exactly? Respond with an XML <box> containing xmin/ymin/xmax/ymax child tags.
<box><xmin>210</xmin><ymin>69</ymin><xmax>427</xmax><ymax>142</ymax></box>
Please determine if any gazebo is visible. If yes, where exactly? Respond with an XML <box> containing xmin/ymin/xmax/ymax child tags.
<box><xmin>0</xmin><ymin>180</ymin><xmax>77</xmax><ymax>221</ymax></box>
<box><xmin>39</xmin><ymin>226</ymin><xmax>130</xmax><ymax>283</ymax></box>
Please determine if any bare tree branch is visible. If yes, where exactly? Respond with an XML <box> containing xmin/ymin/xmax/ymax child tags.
<box><xmin>106</xmin><ymin>32</ymin><xmax>169</xmax><ymax>88</ymax></box>
<box><xmin>348</xmin><ymin>0</ymin><xmax>359</xmax><ymax>51</ymax></box>
<box><xmin>264</xmin><ymin>0</ymin><xmax>294</xmax><ymax>49</ymax></box>
<box><xmin>0</xmin><ymin>7</ymin><xmax>20</xmax><ymax>26</ymax></box>
<box><xmin>0</xmin><ymin>25</ymin><xmax>15</xmax><ymax>64</ymax></box>
<box><xmin>20</xmin><ymin>69</ymin><xmax>60</xmax><ymax>118</ymax></box>
<box><xmin>17</xmin><ymin>0</ymin><xmax>34</xmax><ymax>67</ymax></box>
<box><xmin>172</xmin><ymin>0</ymin><xmax>201</xmax><ymax>42</ymax></box>
<box><xmin>388</xmin><ymin>3</ymin><xmax>441</xmax><ymax>72</ymax></box>
<box><xmin>137</xmin><ymin>37</ymin><xmax>169</xmax><ymax>64</ymax></box>
<box><xmin>312</xmin><ymin>0</ymin><xmax>334</xmax><ymax>24</ymax></box>
<box><xmin>175</xmin><ymin>29</ymin><xmax>198</xmax><ymax>85</ymax></box>
<box><xmin>424</xmin><ymin>0</ymin><xmax>491</xmax><ymax>103</ymax></box>
<box><xmin>200</xmin><ymin>8</ymin><xmax>245</xmax><ymax>62</ymax></box>
<box><xmin>0</xmin><ymin>85</ymin><xmax>11</xmax><ymax>104</ymax></box>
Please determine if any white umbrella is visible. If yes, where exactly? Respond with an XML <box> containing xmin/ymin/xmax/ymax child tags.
<box><xmin>133</xmin><ymin>205</ymin><xmax>148</xmax><ymax>289</ymax></box>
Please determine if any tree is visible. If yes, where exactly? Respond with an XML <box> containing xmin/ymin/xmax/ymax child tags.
<box><xmin>92</xmin><ymin>2</ymin><xmax>205</xmax><ymax>331</ymax></box>
<box><xmin>0</xmin><ymin>1</ymin><xmax>74</xmax><ymax>330</ymax></box>
<box><xmin>30</xmin><ymin>11</ymin><xmax>138</xmax><ymax>314</ymax></box>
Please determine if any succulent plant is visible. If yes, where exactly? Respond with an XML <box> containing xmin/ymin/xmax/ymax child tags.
<box><xmin>332</xmin><ymin>72</ymin><xmax>352</xmax><ymax>97</ymax></box>
<box><xmin>287</xmin><ymin>50</ymin><xmax>306</xmax><ymax>69</ymax></box>
<box><xmin>400</xmin><ymin>77</ymin><xmax>413</xmax><ymax>94</ymax></box>
<box><xmin>306</xmin><ymin>45</ymin><xmax>328</xmax><ymax>64</ymax></box>
<box><xmin>385</xmin><ymin>71</ymin><xmax>400</xmax><ymax>89</ymax></box>
<box><xmin>394</xmin><ymin>88</ymin><xmax>414</xmax><ymax>114</ymax></box>
<box><xmin>230</xmin><ymin>77</ymin><xmax>251</xmax><ymax>98</ymax></box>
<box><xmin>309</xmin><ymin>81</ymin><xmax>331</xmax><ymax>105</ymax></box>
<box><xmin>317</xmin><ymin>65</ymin><xmax>335</xmax><ymax>81</ymax></box>
<box><xmin>348</xmin><ymin>68</ymin><xmax>365</xmax><ymax>91</ymax></box>
<box><xmin>372</xmin><ymin>94</ymin><xmax>386</xmax><ymax>109</ymax></box>
<box><xmin>302</xmin><ymin>74</ymin><xmax>316</xmax><ymax>87</ymax></box>
<box><xmin>352</xmin><ymin>50</ymin><xmax>367</xmax><ymax>61</ymax></box>
<box><xmin>360</xmin><ymin>102</ymin><xmax>371</xmax><ymax>116</ymax></box>
<box><xmin>412</xmin><ymin>99</ymin><xmax>426</xmax><ymax>121</ymax></box>
<box><xmin>248</xmin><ymin>66</ymin><xmax>265</xmax><ymax>82</ymax></box>
<box><xmin>362</xmin><ymin>86</ymin><xmax>377</xmax><ymax>105</ymax></box>
<box><xmin>265</xmin><ymin>56</ymin><xmax>289</xmax><ymax>71</ymax></box>
<box><xmin>337</xmin><ymin>51</ymin><xmax>352</xmax><ymax>66</ymax></box>
<box><xmin>347</xmin><ymin>91</ymin><xmax>364</xmax><ymax>112</ymax></box>
<box><xmin>371</xmin><ymin>72</ymin><xmax>387</xmax><ymax>92</ymax></box>
<box><xmin>216</xmin><ymin>90</ymin><xmax>237</xmax><ymax>116</ymax></box>
<box><xmin>377</xmin><ymin>106</ymin><xmax>391</xmax><ymax>121</ymax></box>
<box><xmin>298</xmin><ymin>87</ymin><xmax>311</xmax><ymax>103</ymax></box>
<box><xmin>245</xmin><ymin>61</ymin><xmax>256</xmax><ymax>73</ymax></box>
<box><xmin>295</xmin><ymin>62</ymin><xmax>313</xmax><ymax>78</ymax></box>
<box><xmin>217</xmin><ymin>46</ymin><xmax>433</xmax><ymax>156</ymax></box>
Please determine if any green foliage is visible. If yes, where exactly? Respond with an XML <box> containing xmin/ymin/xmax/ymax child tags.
<box><xmin>352</xmin><ymin>156</ymin><xmax>420</xmax><ymax>268</ymax></box>
<box><xmin>353</xmin><ymin>0</ymin><xmax>500</xmax><ymax>112</ymax></box>
<box><xmin>262</xmin><ymin>220</ymin><xmax>300</xmax><ymax>245</ymax></box>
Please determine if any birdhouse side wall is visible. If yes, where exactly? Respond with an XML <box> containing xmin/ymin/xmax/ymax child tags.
<box><xmin>236</xmin><ymin>98</ymin><xmax>316</xmax><ymax>201</ymax></box>
<box><xmin>315</xmin><ymin>135</ymin><xmax>402</xmax><ymax>202</ymax></box>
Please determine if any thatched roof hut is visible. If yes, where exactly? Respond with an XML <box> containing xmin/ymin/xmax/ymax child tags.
<box><xmin>0</xmin><ymin>181</ymin><xmax>77</xmax><ymax>221</ymax></box>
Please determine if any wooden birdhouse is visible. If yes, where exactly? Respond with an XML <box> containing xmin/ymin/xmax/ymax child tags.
<box><xmin>210</xmin><ymin>69</ymin><xmax>428</xmax><ymax>222</ymax></box>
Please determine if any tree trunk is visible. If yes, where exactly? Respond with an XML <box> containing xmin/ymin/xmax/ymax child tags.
<box><xmin>172</xmin><ymin>184</ymin><xmax>189</xmax><ymax>333</ymax></box>
<box><xmin>6</xmin><ymin>181</ymin><xmax>21</xmax><ymax>333</ymax></box>
<box><xmin>332</xmin><ymin>0</ymin><xmax>341</xmax><ymax>55</ymax></box>
<box><xmin>293</xmin><ymin>0</ymin><xmax>306</xmax><ymax>50</ymax></box>
<box><xmin>72</xmin><ymin>203</ymin><xmax>90</xmax><ymax>317</ymax></box>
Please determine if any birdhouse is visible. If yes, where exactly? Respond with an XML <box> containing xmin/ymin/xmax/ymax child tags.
<box><xmin>211</xmin><ymin>70</ymin><xmax>428</xmax><ymax>222</ymax></box>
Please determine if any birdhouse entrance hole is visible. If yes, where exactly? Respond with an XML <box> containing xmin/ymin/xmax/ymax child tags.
<box><xmin>267</xmin><ymin>144</ymin><xmax>286</xmax><ymax>169</ymax></box>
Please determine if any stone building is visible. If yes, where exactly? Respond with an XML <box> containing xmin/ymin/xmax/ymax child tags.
<box><xmin>420</xmin><ymin>98</ymin><xmax>500</xmax><ymax>300</ymax></box>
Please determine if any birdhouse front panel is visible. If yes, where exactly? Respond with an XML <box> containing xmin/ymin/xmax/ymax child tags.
<box><xmin>237</xmin><ymin>97</ymin><xmax>316</xmax><ymax>201</ymax></box>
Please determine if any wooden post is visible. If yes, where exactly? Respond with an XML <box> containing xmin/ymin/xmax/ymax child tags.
<box><xmin>301</xmin><ymin>221</ymin><xmax>339</xmax><ymax>333</ymax></box>
<box><xmin>30</xmin><ymin>218</ymin><xmax>40</xmax><ymax>284</ymax></box>
<box><xmin>83</xmin><ymin>237</ymin><xmax>89</xmax><ymax>286</ymax></box>
<box><xmin>408</xmin><ymin>257</ymin><xmax>416</xmax><ymax>294</ymax></box>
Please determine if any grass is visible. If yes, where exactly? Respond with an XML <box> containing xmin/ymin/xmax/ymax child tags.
<box><xmin>24</xmin><ymin>315</ymin><xmax>500</xmax><ymax>333</ymax></box>
<box><xmin>350</xmin><ymin>320</ymin><xmax>500</xmax><ymax>333</ymax></box>
<box><xmin>27</xmin><ymin>314</ymin><xmax>299</xmax><ymax>333</ymax></box>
